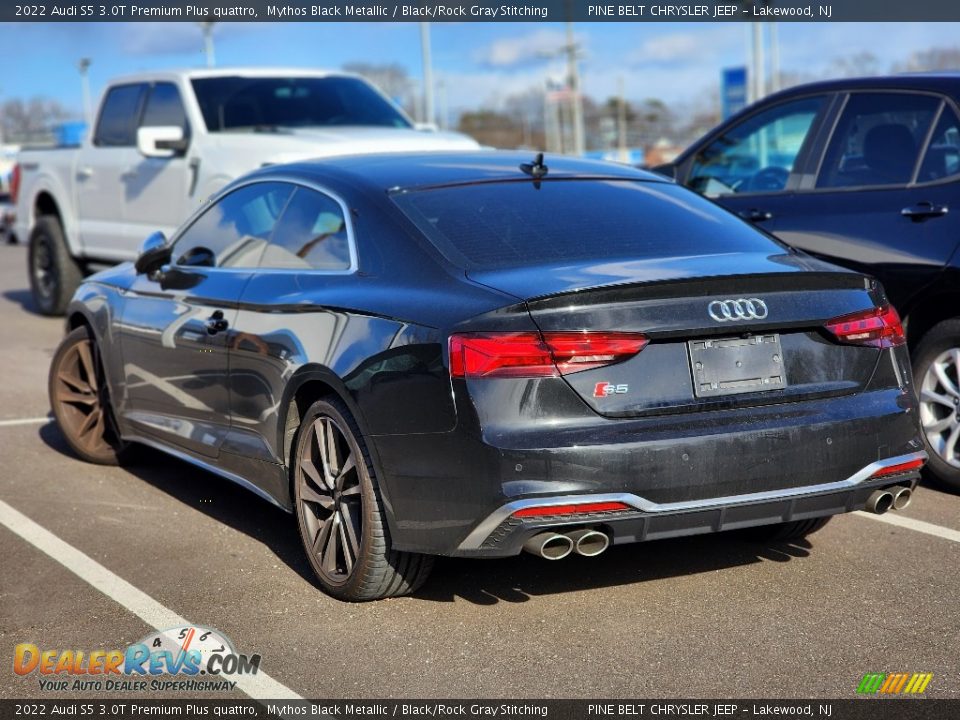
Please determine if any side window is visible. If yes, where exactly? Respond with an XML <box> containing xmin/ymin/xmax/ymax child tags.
<box><xmin>141</xmin><ymin>83</ymin><xmax>189</xmax><ymax>137</ymax></box>
<box><xmin>817</xmin><ymin>93</ymin><xmax>940</xmax><ymax>189</ymax></box>
<box><xmin>917</xmin><ymin>106</ymin><xmax>960</xmax><ymax>183</ymax></box>
<box><xmin>173</xmin><ymin>183</ymin><xmax>293</xmax><ymax>269</ymax></box>
<box><xmin>259</xmin><ymin>188</ymin><xmax>353</xmax><ymax>271</ymax></box>
<box><xmin>94</xmin><ymin>84</ymin><xmax>147</xmax><ymax>147</ymax></box>
<box><xmin>687</xmin><ymin>96</ymin><xmax>825</xmax><ymax>196</ymax></box>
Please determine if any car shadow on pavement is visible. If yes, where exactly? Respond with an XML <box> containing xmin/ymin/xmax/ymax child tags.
<box><xmin>2</xmin><ymin>288</ymin><xmax>40</xmax><ymax>314</ymax></box>
<box><xmin>416</xmin><ymin>535</ymin><xmax>814</xmax><ymax>605</ymax></box>
<box><xmin>40</xmin><ymin>421</ymin><xmax>816</xmax><ymax>605</ymax></box>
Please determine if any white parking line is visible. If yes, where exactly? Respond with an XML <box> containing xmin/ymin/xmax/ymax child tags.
<box><xmin>0</xmin><ymin>416</ymin><xmax>51</xmax><ymax>427</ymax></box>
<box><xmin>0</xmin><ymin>499</ymin><xmax>302</xmax><ymax>701</ymax></box>
<box><xmin>853</xmin><ymin>510</ymin><xmax>960</xmax><ymax>543</ymax></box>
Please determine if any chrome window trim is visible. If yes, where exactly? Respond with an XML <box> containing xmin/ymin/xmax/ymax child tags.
<box><xmin>169</xmin><ymin>175</ymin><xmax>359</xmax><ymax>276</ymax></box>
<box><xmin>457</xmin><ymin>450</ymin><xmax>927</xmax><ymax>550</ymax></box>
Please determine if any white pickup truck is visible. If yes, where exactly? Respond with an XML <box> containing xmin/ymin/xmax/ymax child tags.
<box><xmin>14</xmin><ymin>68</ymin><xmax>480</xmax><ymax>315</ymax></box>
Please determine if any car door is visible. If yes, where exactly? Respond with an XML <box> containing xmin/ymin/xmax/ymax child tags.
<box><xmin>771</xmin><ymin>91</ymin><xmax>960</xmax><ymax>313</ymax></box>
<box><xmin>76</xmin><ymin>83</ymin><xmax>147</xmax><ymax>260</ymax></box>
<box><xmin>677</xmin><ymin>93</ymin><xmax>833</xmax><ymax>228</ymax></box>
<box><xmin>117</xmin><ymin>181</ymin><xmax>293</xmax><ymax>458</ymax></box>
<box><xmin>124</xmin><ymin>82</ymin><xmax>193</xmax><ymax>245</ymax></box>
<box><xmin>223</xmin><ymin>184</ymin><xmax>359</xmax><ymax>471</ymax></box>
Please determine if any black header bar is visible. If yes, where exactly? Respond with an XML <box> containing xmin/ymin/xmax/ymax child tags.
<box><xmin>7</xmin><ymin>1</ymin><xmax>960</xmax><ymax>23</ymax></box>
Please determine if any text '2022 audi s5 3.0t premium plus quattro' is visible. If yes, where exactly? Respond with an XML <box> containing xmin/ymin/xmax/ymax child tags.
<box><xmin>49</xmin><ymin>152</ymin><xmax>926</xmax><ymax>601</ymax></box>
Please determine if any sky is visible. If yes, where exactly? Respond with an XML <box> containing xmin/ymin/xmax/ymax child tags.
<box><xmin>2</xmin><ymin>21</ymin><xmax>959</xmax><ymax>119</ymax></box>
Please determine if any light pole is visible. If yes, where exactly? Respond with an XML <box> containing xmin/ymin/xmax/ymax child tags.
<box><xmin>198</xmin><ymin>22</ymin><xmax>216</xmax><ymax>68</ymax></box>
<box><xmin>565</xmin><ymin>21</ymin><xmax>585</xmax><ymax>156</ymax></box>
<box><xmin>419</xmin><ymin>22</ymin><xmax>435</xmax><ymax>126</ymax></box>
<box><xmin>78</xmin><ymin>58</ymin><xmax>93</xmax><ymax>126</ymax></box>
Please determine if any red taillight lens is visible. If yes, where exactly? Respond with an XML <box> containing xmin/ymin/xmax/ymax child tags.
<box><xmin>824</xmin><ymin>305</ymin><xmax>905</xmax><ymax>348</ymax></box>
<box><xmin>448</xmin><ymin>332</ymin><xmax>648</xmax><ymax>379</ymax></box>
<box><xmin>870</xmin><ymin>458</ymin><xmax>925</xmax><ymax>479</ymax></box>
<box><xmin>512</xmin><ymin>501</ymin><xmax>632</xmax><ymax>518</ymax></box>
<box><xmin>9</xmin><ymin>164</ymin><xmax>20</xmax><ymax>205</ymax></box>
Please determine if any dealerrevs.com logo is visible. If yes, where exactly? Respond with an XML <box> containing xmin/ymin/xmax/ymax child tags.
<box><xmin>13</xmin><ymin>626</ymin><xmax>261</xmax><ymax>693</ymax></box>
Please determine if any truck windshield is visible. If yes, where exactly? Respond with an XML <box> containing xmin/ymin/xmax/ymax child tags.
<box><xmin>191</xmin><ymin>76</ymin><xmax>412</xmax><ymax>132</ymax></box>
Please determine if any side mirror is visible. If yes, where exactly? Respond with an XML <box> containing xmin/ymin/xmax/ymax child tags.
<box><xmin>650</xmin><ymin>162</ymin><xmax>677</xmax><ymax>180</ymax></box>
<box><xmin>137</xmin><ymin>126</ymin><xmax>187</xmax><ymax>158</ymax></box>
<box><xmin>134</xmin><ymin>231</ymin><xmax>171</xmax><ymax>275</ymax></box>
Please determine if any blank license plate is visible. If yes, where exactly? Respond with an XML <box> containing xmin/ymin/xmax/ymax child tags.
<box><xmin>688</xmin><ymin>335</ymin><xmax>787</xmax><ymax>398</ymax></box>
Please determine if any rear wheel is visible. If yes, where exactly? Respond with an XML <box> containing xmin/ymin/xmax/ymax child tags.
<box><xmin>29</xmin><ymin>216</ymin><xmax>82</xmax><ymax>316</ymax></box>
<box><xmin>913</xmin><ymin>319</ymin><xmax>960</xmax><ymax>492</ymax></box>
<box><xmin>48</xmin><ymin>325</ymin><xmax>128</xmax><ymax>465</ymax></box>
<box><xmin>750</xmin><ymin>516</ymin><xmax>832</xmax><ymax>542</ymax></box>
<box><xmin>292</xmin><ymin>398</ymin><xmax>433</xmax><ymax>601</ymax></box>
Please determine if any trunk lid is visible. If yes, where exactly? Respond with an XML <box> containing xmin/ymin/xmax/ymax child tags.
<box><xmin>468</xmin><ymin>255</ymin><xmax>884</xmax><ymax>417</ymax></box>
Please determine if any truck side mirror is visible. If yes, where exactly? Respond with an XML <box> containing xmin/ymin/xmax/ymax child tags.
<box><xmin>137</xmin><ymin>126</ymin><xmax>187</xmax><ymax>158</ymax></box>
<box><xmin>135</xmin><ymin>231</ymin><xmax>171</xmax><ymax>275</ymax></box>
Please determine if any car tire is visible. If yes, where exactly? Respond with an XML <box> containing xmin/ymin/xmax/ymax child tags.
<box><xmin>913</xmin><ymin>318</ymin><xmax>960</xmax><ymax>492</ymax></box>
<box><xmin>48</xmin><ymin>325</ymin><xmax>129</xmax><ymax>465</ymax></box>
<box><xmin>292</xmin><ymin>397</ymin><xmax>433</xmax><ymax>601</ymax></box>
<box><xmin>749</xmin><ymin>516</ymin><xmax>832</xmax><ymax>542</ymax></box>
<box><xmin>29</xmin><ymin>215</ymin><xmax>82</xmax><ymax>316</ymax></box>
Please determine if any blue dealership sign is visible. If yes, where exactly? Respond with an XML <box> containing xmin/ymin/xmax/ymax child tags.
<box><xmin>722</xmin><ymin>67</ymin><xmax>748</xmax><ymax>120</ymax></box>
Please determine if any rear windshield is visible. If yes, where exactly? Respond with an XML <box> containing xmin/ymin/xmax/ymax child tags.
<box><xmin>191</xmin><ymin>76</ymin><xmax>411</xmax><ymax>132</ymax></box>
<box><xmin>392</xmin><ymin>179</ymin><xmax>782</xmax><ymax>271</ymax></box>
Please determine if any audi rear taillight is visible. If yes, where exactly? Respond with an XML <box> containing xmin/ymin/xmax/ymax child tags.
<box><xmin>824</xmin><ymin>305</ymin><xmax>905</xmax><ymax>348</ymax></box>
<box><xmin>9</xmin><ymin>164</ymin><xmax>20</xmax><ymax>205</ymax></box>
<box><xmin>448</xmin><ymin>332</ymin><xmax>649</xmax><ymax>379</ymax></box>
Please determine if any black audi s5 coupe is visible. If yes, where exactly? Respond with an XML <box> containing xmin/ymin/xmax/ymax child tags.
<box><xmin>50</xmin><ymin>152</ymin><xmax>925</xmax><ymax>601</ymax></box>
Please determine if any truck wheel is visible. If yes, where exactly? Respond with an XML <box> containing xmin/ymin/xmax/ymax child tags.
<box><xmin>913</xmin><ymin>319</ymin><xmax>960</xmax><ymax>492</ymax></box>
<box><xmin>29</xmin><ymin>216</ymin><xmax>82</xmax><ymax>316</ymax></box>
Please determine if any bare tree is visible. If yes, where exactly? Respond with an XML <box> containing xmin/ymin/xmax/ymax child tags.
<box><xmin>1</xmin><ymin>97</ymin><xmax>74</xmax><ymax>144</ymax></box>
<box><xmin>894</xmin><ymin>47</ymin><xmax>960</xmax><ymax>73</ymax></box>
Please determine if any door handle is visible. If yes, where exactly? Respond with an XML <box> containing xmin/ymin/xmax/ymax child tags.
<box><xmin>901</xmin><ymin>202</ymin><xmax>948</xmax><ymax>221</ymax></box>
<box><xmin>76</xmin><ymin>167</ymin><xmax>93</xmax><ymax>180</ymax></box>
<box><xmin>120</xmin><ymin>168</ymin><xmax>139</xmax><ymax>181</ymax></box>
<box><xmin>738</xmin><ymin>208</ymin><xmax>773</xmax><ymax>223</ymax></box>
<box><xmin>205</xmin><ymin>310</ymin><xmax>229</xmax><ymax>335</ymax></box>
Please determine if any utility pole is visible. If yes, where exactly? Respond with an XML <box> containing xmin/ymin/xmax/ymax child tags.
<box><xmin>617</xmin><ymin>76</ymin><xmax>628</xmax><ymax>163</ymax></box>
<box><xmin>78</xmin><ymin>58</ymin><xmax>93</xmax><ymax>126</ymax></box>
<box><xmin>565</xmin><ymin>20</ymin><xmax>585</xmax><ymax>156</ymax></box>
<box><xmin>419</xmin><ymin>22</ymin><xmax>435</xmax><ymax>126</ymax></box>
<box><xmin>198</xmin><ymin>22</ymin><xmax>216</xmax><ymax>68</ymax></box>
<box><xmin>751</xmin><ymin>22</ymin><xmax>765</xmax><ymax>102</ymax></box>
<box><xmin>769</xmin><ymin>22</ymin><xmax>780</xmax><ymax>93</ymax></box>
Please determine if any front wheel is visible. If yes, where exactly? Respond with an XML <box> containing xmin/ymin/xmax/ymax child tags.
<box><xmin>913</xmin><ymin>318</ymin><xmax>960</xmax><ymax>491</ymax></box>
<box><xmin>293</xmin><ymin>398</ymin><xmax>433</xmax><ymax>601</ymax></box>
<box><xmin>48</xmin><ymin>325</ymin><xmax>128</xmax><ymax>465</ymax></box>
<box><xmin>29</xmin><ymin>216</ymin><xmax>83</xmax><ymax>316</ymax></box>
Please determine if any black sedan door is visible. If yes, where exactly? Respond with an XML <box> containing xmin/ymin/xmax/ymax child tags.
<box><xmin>762</xmin><ymin>92</ymin><xmax>960</xmax><ymax>314</ymax></box>
<box><xmin>118</xmin><ymin>181</ymin><xmax>293</xmax><ymax>458</ymax></box>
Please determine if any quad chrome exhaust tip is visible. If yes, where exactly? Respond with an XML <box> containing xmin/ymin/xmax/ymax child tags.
<box><xmin>567</xmin><ymin>528</ymin><xmax>610</xmax><ymax>557</ymax></box>
<box><xmin>522</xmin><ymin>532</ymin><xmax>574</xmax><ymax>560</ymax></box>
<box><xmin>891</xmin><ymin>485</ymin><xmax>913</xmax><ymax>511</ymax></box>
<box><xmin>865</xmin><ymin>489</ymin><xmax>895</xmax><ymax>514</ymax></box>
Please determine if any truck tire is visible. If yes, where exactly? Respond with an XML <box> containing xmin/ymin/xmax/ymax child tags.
<box><xmin>913</xmin><ymin>318</ymin><xmax>960</xmax><ymax>492</ymax></box>
<box><xmin>29</xmin><ymin>215</ymin><xmax>83</xmax><ymax>316</ymax></box>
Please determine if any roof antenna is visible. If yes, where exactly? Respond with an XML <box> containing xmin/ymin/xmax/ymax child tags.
<box><xmin>520</xmin><ymin>152</ymin><xmax>548</xmax><ymax>188</ymax></box>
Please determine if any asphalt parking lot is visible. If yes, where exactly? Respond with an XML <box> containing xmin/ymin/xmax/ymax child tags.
<box><xmin>0</xmin><ymin>242</ymin><xmax>958</xmax><ymax>701</ymax></box>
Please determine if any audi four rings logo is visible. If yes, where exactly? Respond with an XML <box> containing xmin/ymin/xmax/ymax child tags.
<box><xmin>707</xmin><ymin>298</ymin><xmax>769</xmax><ymax>322</ymax></box>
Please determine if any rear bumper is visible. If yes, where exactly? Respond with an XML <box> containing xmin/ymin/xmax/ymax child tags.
<box><xmin>455</xmin><ymin>451</ymin><xmax>925</xmax><ymax>556</ymax></box>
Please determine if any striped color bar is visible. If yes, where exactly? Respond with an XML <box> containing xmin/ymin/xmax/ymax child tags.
<box><xmin>857</xmin><ymin>672</ymin><xmax>933</xmax><ymax>694</ymax></box>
